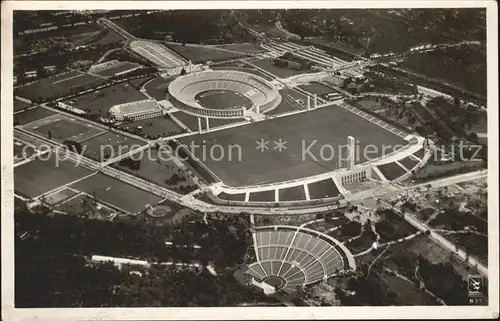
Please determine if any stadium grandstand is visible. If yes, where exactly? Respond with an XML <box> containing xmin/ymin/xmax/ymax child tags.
<box><xmin>244</xmin><ymin>226</ymin><xmax>355</xmax><ymax>294</ymax></box>
<box><xmin>168</xmin><ymin>70</ymin><xmax>282</xmax><ymax>118</ymax></box>
<box><xmin>109</xmin><ymin>99</ymin><xmax>165</xmax><ymax>121</ymax></box>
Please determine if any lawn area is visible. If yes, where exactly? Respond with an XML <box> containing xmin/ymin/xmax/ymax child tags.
<box><xmin>62</xmin><ymin>82</ymin><xmax>147</xmax><ymax>116</ymax></box>
<box><xmin>111</xmin><ymin>147</ymin><xmax>185</xmax><ymax>187</ymax></box>
<box><xmin>14</xmin><ymin>107</ymin><xmax>55</xmax><ymax>126</ymax></box>
<box><xmin>92</xmin><ymin>62</ymin><xmax>143</xmax><ymax>78</ymax></box>
<box><xmin>218</xmin><ymin>192</ymin><xmax>246</xmax><ymax>201</ymax></box>
<box><xmin>23</xmin><ymin>114</ymin><xmax>104</xmax><ymax>143</ymax></box>
<box><xmin>14</xmin><ymin>99</ymin><xmax>31</xmax><ymax>112</ymax></box>
<box><xmin>377</xmin><ymin>162</ymin><xmax>408</xmax><ymax>180</ymax></box>
<box><xmin>308</xmin><ymin>178</ymin><xmax>340</xmax><ymax>199</ymax></box>
<box><xmin>165</xmin><ymin>43</ymin><xmax>249</xmax><ymax>63</ymax></box>
<box><xmin>279</xmin><ymin>185</ymin><xmax>306</xmax><ymax>201</ymax></box>
<box><xmin>91</xmin><ymin>29</ymin><xmax>126</xmax><ymax>45</ymax></box>
<box><xmin>298</xmin><ymin>82</ymin><xmax>337</xmax><ymax>98</ymax></box>
<box><xmin>15</xmin><ymin>71</ymin><xmax>106</xmax><ymax>102</ymax></box>
<box><xmin>268</xmin><ymin>88</ymin><xmax>307</xmax><ymax>115</ymax></box>
<box><xmin>80</xmin><ymin>132</ymin><xmax>146</xmax><ymax>162</ymax></box>
<box><xmin>143</xmin><ymin>76</ymin><xmax>171</xmax><ymax>101</ymax></box>
<box><xmin>13</xmin><ymin>140</ymin><xmax>37</xmax><ymax>162</ymax></box>
<box><xmin>356</xmin><ymin>98</ymin><xmax>386</xmax><ymax>112</ymax></box>
<box><xmin>248</xmin><ymin>190</ymin><xmax>276</xmax><ymax>202</ymax></box>
<box><xmin>179</xmin><ymin>105</ymin><xmax>407</xmax><ymax>187</ymax></box>
<box><xmin>250</xmin><ymin>58</ymin><xmax>308</xmax><ymax>78</ymax></box>
<box><xmin>14</xmin><ymin>156</ymin><xmax>94</xmax><ymax>198</ymax></box>
<box><xmin>70</xmin><ymin>173</ymin><xmax>163</xmax><ymax>213</ymax></box>
<box><xmin>117</xmin><ymin>115</ymin><xmax>184</xmax><ymax>139</ymax></box>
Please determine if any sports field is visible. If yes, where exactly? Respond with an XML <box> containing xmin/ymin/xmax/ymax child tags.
<box><xmin>250</xmin><ymin>58</ymin><xmax>309</xmax><ymax>78</ymax></box>
<box><xmin>23</xmin><ymin>114</ymin><xmax>105</xmax><ymax>143</ymax></box>
<box><xmin>180</xmin><ymin>104</ymin><xmax>407</xmax><ymax>187</ymax></box>
<box><xmin>14</xmin><ymin>155</ymin><xmax>94</xmax><ymax>198</ymax></box>
<box><xmin>62</xmin><ymin>83</ymin><xmax>147</xmax><ymax>116</ymax></box>
<box><xmin>195</xmin><ymin>90</ymin><xmax>254</xmax><ymax>110</ymax></box>
<box><xmin>14</xmin><ymin>107</ymin><xmax>55</xmax><ymax>126</ymax></box>
<box><xmin>299</xmin><ymin>82</ymin><xmax>338</xmax><ymax>98</ymax></box>
<box><xmin>80</xmin><ymin>132</ymin><xmax>146</xmax><ymax>162</ymax></box>
<box><xmin>15</xmin><ymin>71</ymin><xmax>106</xmax><ymax>101</ymax></box>
<box><xmin>70</xmin><ymin>173</ymin><xmax>164</xmax><ymax>213</ymax></box>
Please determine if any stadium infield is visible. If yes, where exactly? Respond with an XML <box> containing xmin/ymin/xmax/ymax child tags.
<box><xmin>179</xmin><ymin>104</ymin><xmax>407</xmax><ymax>187</ymax></box>
<box><xmin>195</xmin><ymin>90</ymin><xmax>254</xmax><ymax>110</ymax></box>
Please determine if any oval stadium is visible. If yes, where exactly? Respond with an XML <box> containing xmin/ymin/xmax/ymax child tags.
<box><xmin>168</xmin><ymin>70</ymin><xmax>282</xmax><ymax>118</ymax></box>
<box><xmin>244</xmin><ymin>226</ymin><xmax>355</xmax><ymax>294</ymax></box>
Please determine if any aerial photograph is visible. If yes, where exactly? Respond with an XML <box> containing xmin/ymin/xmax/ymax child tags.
<box><xmin>9</xmin><ymin>7</ymin><xmax>490</xmax><ymax>309</ymax></box>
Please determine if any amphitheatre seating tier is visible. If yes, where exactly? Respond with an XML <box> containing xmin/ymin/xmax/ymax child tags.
<box><xmin>245</xmin><ymin>226</ymin><xmax>351</xmax><ymax>293</ymax></box>
<box><xmin>168</xmin><ymin>70</ymin><xmax>281</xmax><ymax>118</ymax></box>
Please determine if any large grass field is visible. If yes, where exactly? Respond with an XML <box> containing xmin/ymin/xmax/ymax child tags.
<box><xmin>70</xmin><ymin>173</ymin><xmax>164</xmax><ymax>213</ymax></box>
<box><xmin>111</xmin><ymin>147</ymin><xmax>184</xmax><ymax>188</ymax></box>
<box><xmin>23</xmin><ymin>114</ymin><xmax>105</xmax><ymax>143</ymax></box>
<box><xmin>14</xmin><ymin>107</ymin><xmax>55</xmax><ymax>126</ymax></box>
<box><xmin>180</xmin><ymin>104</ymin><xmax>407</xmax><ymax>187</ymax></box>
<box><xmin>14</xmin><ymin>156</ymin><xmax>94</xmax><ymax>198</ymax></box>
<box><xmin>15</xmin><ymin>71</ymin><xmax>106</xmax><ymax>101</ymax></box>
<box><xmin>195</xmin><ymin>90</ymin><xmax>253</xmax><ymax>110</ymax></box>
<box><xmin>62</xmin><ymin>83</ymin><xmax>147</xmax><ymax>116</ymax></box>
<box><xmin>80</xmin><ymin>132</ymin><xmax>146</xmax><ymax>162</ymax></box>
<box><xmin>250</xmin><ymin>58</ymin><xmax>309</xmax><ymax>78</ymax></box>
<box><xmin>165</xmin><ymin>43</ymin><xmax>249</xmax><ymax>63</ymax></box>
